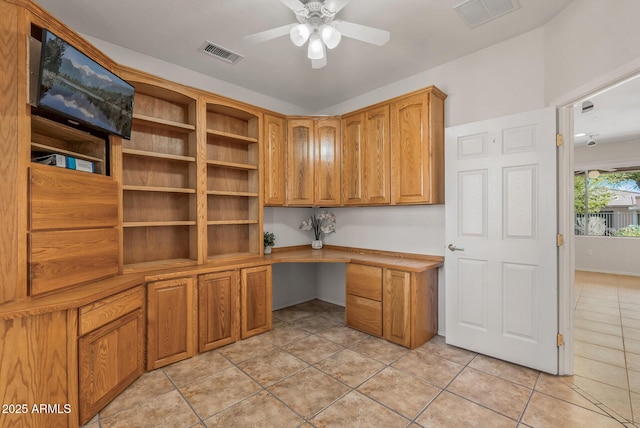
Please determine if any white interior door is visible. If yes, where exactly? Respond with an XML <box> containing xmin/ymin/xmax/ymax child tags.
<box><xmin>445</xmin><ymin>107</ymin><xmax>558</xmax><ymax>374</ymax></box>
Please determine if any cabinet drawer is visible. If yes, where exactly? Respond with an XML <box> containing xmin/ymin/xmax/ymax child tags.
<box><xmin>79</xmin><ymin>286</ymin><xmax>144</xmax><ymax>335</ymax></box>
<box><xmin>346</xmin><ymin>263</ymin><xmax>382</xmax><ymax>301</ymax></box>
<box><xmin>346</xmin><ymin>294</ymin><xmax>382</xmax><ymax>337</ymax></box>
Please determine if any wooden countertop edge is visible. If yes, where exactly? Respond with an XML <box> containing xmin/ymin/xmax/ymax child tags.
<box><xmin>0</xmin><ymin>245</ymin><xmax>444</xmax><ymax>319</ymax></box>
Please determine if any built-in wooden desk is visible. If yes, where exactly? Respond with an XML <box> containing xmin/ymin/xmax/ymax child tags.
<box><xmin>0</xmin><ymin>245</ymin><xmax>442</xmax><ymax>427</ymax></box>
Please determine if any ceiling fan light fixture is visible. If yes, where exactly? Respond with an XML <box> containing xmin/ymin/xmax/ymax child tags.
<box><xmin>290</xmin><ymin>23</ymin><xmax>311</xmax><ymax>46</ymax></box>
<box><xmin>307</xmin><ymin>33</ymin><xmax>324</xmax><ymax>59</ymax></box>
<box><xmin>321</xmin><ymin>24</ymin><xmax>341</xmax><ymax>49</ymax></box>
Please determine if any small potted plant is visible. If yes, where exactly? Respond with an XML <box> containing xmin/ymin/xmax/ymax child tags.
<box><xmin>263</xmin><ymin>231</ymin><xmax>275</xmax><ymax>254</ymax></box>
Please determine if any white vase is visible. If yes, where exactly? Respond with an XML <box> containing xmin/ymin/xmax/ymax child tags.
<box><xmin>311</xmin><ymin>240</ymin><xmax>323</xmax><ymax>249</ymax></box>
<box><xmin>264</xmin><ymin>246</ymin><xmax>272</xmax><ymax>255</ymax></box>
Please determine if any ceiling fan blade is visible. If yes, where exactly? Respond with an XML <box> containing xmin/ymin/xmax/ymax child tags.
<box><xmin>324</xmin><ymin>0</ymin><xmax>352</xmax><ymax>13</ymax></box>
<box><xmin>311</xmin><ymin>55</ymin><xmax>327</xmax><ymax>69</ymax></box>
<box><xmin>334</xmin><ymin>20</ymin><xmax>390</xmax><ymax>46</ymax></box>
<box><xmin>280</xmin><ymin>0</ymin><xmax>306</xmax><ymax>12</ymax></box>
<box><xmin>245</xmin><ymin>24</ymin><xmax>294</xmax><ymax>43</ymax></box>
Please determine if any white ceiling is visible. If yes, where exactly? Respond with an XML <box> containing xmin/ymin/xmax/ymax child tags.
<box><xmin>36</xmin><ymin>0</ymin><xmax>573</xmax><ymax>112</ymax></box>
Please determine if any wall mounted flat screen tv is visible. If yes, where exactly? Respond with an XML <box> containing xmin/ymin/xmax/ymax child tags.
<box><xmin>36</xmin><ymin>29</ymin><xmax>135</xmax><ymax>139</ymax></box>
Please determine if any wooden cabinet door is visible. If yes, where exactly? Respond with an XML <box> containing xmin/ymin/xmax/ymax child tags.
<box><xmin>240</xmin><ymin>265</ymin><xmax>272</xmax><ymax>338</ymax></box>
<box><xmin>79</xmin><ymin>309</ymin><xmax>144</xmax><ymax>424</ymax></box>
<box><xmin>147</xmin><ymin>277</ymin><xmax>196</xmax><ymax>369</ymax></box>
<box><xmin>287</xmin><ymin>119</ymin><xmax>315</xmax><ymax>205</ymax></box>
<box><xmin>390</xmin><ymin>89</ymin><xmax>446</xmax><ymax>205</ymax></box>
<box><xmin>314</xmin><ymin>118</ymin><xmax>341</xmax><ymax>206</ymax></box>
<box><xmin>342</xmin><ymin>112</ymin><xmax>365</xmax><ymax>205</ymax></box>
<box><xmin>198</xmin><ymin>270</ymin><xmax>239</xmax><ymax>352</ymax></box>
<box><xmin>365</xmin><ymin>105</ymin><xmax>391</xmax><ymax>204</ymax></box>
<box><xmin>383</xmin><ymin>269</ymin><xmax>411</xmax><ymax>347</ymax></box>
<box><xmin>264</xmin><ymin>113</ymin><xmax>286</xmax><ymax>206</ymax></box>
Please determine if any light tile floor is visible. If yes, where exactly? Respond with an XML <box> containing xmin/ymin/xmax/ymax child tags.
<box><xmin>83</xmin><ymin>296</ymin><xmax>638</xmax><ymax>427</ymax></box>
<box><xmin>571</xmin><ymin>270</ymin><xmax>640</xmax><ymax>425</ymax></box>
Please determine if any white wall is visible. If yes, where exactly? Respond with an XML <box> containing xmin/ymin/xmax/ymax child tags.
<box><xmin>575</xmin><ymin>236</ymin><xmax>640</xmax><ymax>276</ymax></box>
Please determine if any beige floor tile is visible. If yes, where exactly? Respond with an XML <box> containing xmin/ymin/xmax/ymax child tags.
<box><xmin>415</xmin><ymin>335</ymin><xmax>477</xmax><ymax>365</ymax></box>
<box><xmin>522</xmin><ymin>391</ymin><xmax>623</xmax><ymax>428</ymax></box>
<box><xmin>315</xmin><ymin>349</ymin><xmax>385</xmax><ymax>388</ymax></box>
<box><xmin>576</xmin><ymin>302</ymin><xmax>621</xmax><ymax>316</ymax></box>
<box><xmin>575</xmin><ymin>317</ymin><xmax>623</xmax><ymax>336</ymax></box>
<box><xmin>292</xmin><ymin>313</ymin><xmax>342</xmax><ymax>333</ymax></box>
<box><xmin>621</xmin><ymin>302</ymin><xmax>640</xmax><ymax>312</ymax></box>
<box><xmin>349</xmin><ymin>336</ymin><xmax>409</xmax><ymax>365</ymax></box>
<box><xmin>575</xmin><ymin>327</ymin><xmax>625</xmax><ymax>350</ymax></box>
<box><xmin>627</xmin><ymin>352</ymin><xmax>640</xmax><ymax>373</ymax></box>
<box><xmin>99</xmin><ymin>370</ymin><xmax>175</xmax><ymax>418</ymax></box>
<box><xmin>579</xmin><ymin>296</ymin><xmax>621</xmax><ymax>307</ymax></box>
<box><xmin>101</xmin><ymin>389</ymin><xmax>199</xmax><ymax>428</ymax></box>
<box><xmin>317</xmin><ymin>325</ymin><xmax>370</xmax><ymax>347</ymax></box>
<box><xmin>267</xmin><ymin>367</ymin><xmax>350</xmax><ymax>418</ymax></box>
<box><xmin>237</xmin><ymin>349</ymin><xmax>308</xmax><ymax>387</ymax></box>
<box><xmin>163</xmin><ymin>350</ymin><xmax>232</xmax><ymax>387</ymax></box>
<box><xmin>623</xmin><ymin>317</ymin><xmax>640</xmax><ymax>330</ymax></box>
<box><xmin>622</xmin><ymin>310</ymin><xmax>640</xmax><ymax>321</ymax></box>
<box><xmin>416</xmin><ymin>391</ymin><xmax>517</xmax><ymax>428</ymax></box>
<box><xmin>575</xmin><ymin>356</ymin><xmax>629</xmax><ymax>389</ymax></box>
<box><xmin>624</xmin><ymin>327</ymin><xmax>640</xmax><ymax>341</ymax></box>
<box><xmin>574</xmin><ymin>340</ymin><xmax>627</xmax><ymax>368</ymax></box>
<box><xmin>534</xmin><ymin>373</ymin><xmax>608</xmax><ymax>415</ymax></box>
<box><xmin>628</xmin><ymin>369</ymin><xmax>640</xmax><ymax>394</ymax></box>
<box><xmin>179</xmin><ymin>366</ymin><xmax>261</xmax><ymax>419</ymax></box>
<box><xmin>273</xmin><ymin>306</ymin><xmax>315</xmax><ymax>323</ymax></box>
<box><xmin>217</xmin><ymin>335</ymin><xmax>276</xmax><ymax>364</ymax></box>
<box><xmin>625</xmin><ymin>337</ymin><xmax>640</xmax><ymax>354</ymax></box>
<box><xmin>572</xmin><ymin>376</ymin><xmax>633</xmax><ymax>421</ymax></box>
<box><xmin>309</xmin><ymin>391</ymin><xmax>409</xmax><ymax>428</ymax></box>
<box><xmin>282</xmin><ymin>334</ymin><xmax>344</xmax><ymax>364</ymax></box>
<box><xmin>204</xmin><ymin>390</ymin><xmax>303</xmax><ymax>428</ymax></box>
<box><xmin>392</xmin><ymin>350</ymin><xmax>464</xmax><ymax>388</ymax></box>
<box><xmin>447</xmin><ymin>367</ymin><xmax>531</xmax><ymax>420</ymax></box>
<box><xmin>260</xmin><ymin>324</ymin><xmax>311</xmax><ymax>346</ymax></box>
<box><xmin>357</xmin><ymin>367</ymin><xmax>440</xmax><ymax>419</ymax></box>
<box><xmin>631</xmin><ymin>391</ymin><xmax>640</xmax><ymax>423</ymax></box>
<box><xmin>575</xmin><ymin>309</ymin><xmax>622</xmax><ymax>326</ymax></box>
<box><xmin>468</xmin><ymin>354</ymin><xmax>539</xmax><ymax>388</ymax></box>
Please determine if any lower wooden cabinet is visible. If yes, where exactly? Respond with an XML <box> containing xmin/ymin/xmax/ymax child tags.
<box><xmin>198</xmin><ymin>270</ymin><xmax>240</xmax><ymax>352</ymax></box>
<box><xmin>345</xmin><ymin>263</ymin><xmax>383</xmax><ymax>336</ymax></box>
<box><xmin>147</xmin><ymin>277</ymin><xmax>196</xmax><ymax>370</ymax></box>
<box><xmin>240</xmin><ymin>265</ymin><xmax>272</xmax><ymax>338</ymax></box>
<box><xmin>78</xmin><ymin>286</ymin><xmax>145</xmax><ymax>425</ymax></box>
<box><xmin>383</xmin><ymin>268</ymin><xmax>438</xmax><ymax>349</ymax></box>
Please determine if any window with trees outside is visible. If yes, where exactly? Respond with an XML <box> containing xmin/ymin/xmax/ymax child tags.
<box><xmin>574</xmin><ymin>170</ymin><xmax>640</xmax><ymax>237</ymax></box>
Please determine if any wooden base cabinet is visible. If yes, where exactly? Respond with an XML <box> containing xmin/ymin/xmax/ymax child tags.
<box><xmin>240</xmin><ymin>266</ymin><xmax>272</xmax><ymax>338</ymax></box>
<box><xmin>147</xmin><ymin>277</ymin><xmax>196</xmax><ymax>369</ymax></box>
<box><xmin>345</xmin><ymin>264</ymin><xmax>383</xmax><ymax>336</ymax></box>
<box><xmin>198</xmin><ymin>271</ymin><xmax>239</xmax><ymax>352</ymax></box>
<box><xmin>383</xmin><ymin>269</ymin><xmax>438</xmax><ymax>349</ymax></box>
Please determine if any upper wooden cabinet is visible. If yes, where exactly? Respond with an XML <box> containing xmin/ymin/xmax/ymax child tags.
<box><xmin>263</xmin><ymin>113</ymin><xmax>286</xmax><ymax>206</ymax></box>
<box><xmin>286</xmin><ymin>117</ymin><xmax>341</xmax><ymax>206</ymax></box>
<box><xmin>390</xmin><ymin>88</ymin><xmax>446</xmax><ymax>205</ymax></box>
<box><xmin>342</xmin><ymin>105</ymin><xmax>391</xmax><ymax>206</ymax></box>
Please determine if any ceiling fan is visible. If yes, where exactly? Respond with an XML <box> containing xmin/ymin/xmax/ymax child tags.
<box><xmin>245</xmin><ymin>0</ymin><xmax>391</xmax><ymax>69</ymax></box>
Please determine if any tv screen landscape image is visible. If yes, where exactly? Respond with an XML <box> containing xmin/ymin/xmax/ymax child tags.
<box><xmin>37</xmin><ymin>29</ymin><xmax>135</xmax><ymax>139</ymax></box>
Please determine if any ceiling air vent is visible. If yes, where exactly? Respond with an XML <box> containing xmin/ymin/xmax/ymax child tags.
<box><xmin>198</xmin><ymin>41</ymin><xmax>243</xmax><ymax>65</ymax></box>
<box><xmin>454</xmin><ymin>0</ymin><xmax>520</xmax><ymax>28</ymax></box>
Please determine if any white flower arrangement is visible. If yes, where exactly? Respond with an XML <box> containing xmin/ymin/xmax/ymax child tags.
<box><xmin>299</xmin><ymin>210</ymin><xmax>336</xmax><ymax>240</ymax></box>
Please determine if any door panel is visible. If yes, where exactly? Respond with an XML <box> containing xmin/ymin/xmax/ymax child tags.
<box><xmin>445</xmin><ymin>107</ymin><xmax>558</xmax><ymax>374</ymax></box>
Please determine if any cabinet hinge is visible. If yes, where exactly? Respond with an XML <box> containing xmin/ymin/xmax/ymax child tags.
<box><xmin>557</xmin><ymin>333</ymin><xmax>564</xmax><ymax>347</ymax></box>
<box><xmin>556</xmin><ymin>234</ymin><xmax>564</xmax><ymax>247</ymax></box>
<box><xmin>556</xmin><ymin>134</ymin><xmax>564</xmax><ymax>147</ymax></box>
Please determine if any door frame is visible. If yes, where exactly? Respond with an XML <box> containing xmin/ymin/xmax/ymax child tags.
<box><xmin>554</xmin><ymin>59</ymin><xmax>640</xmax><ymax>375</ymax></box>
